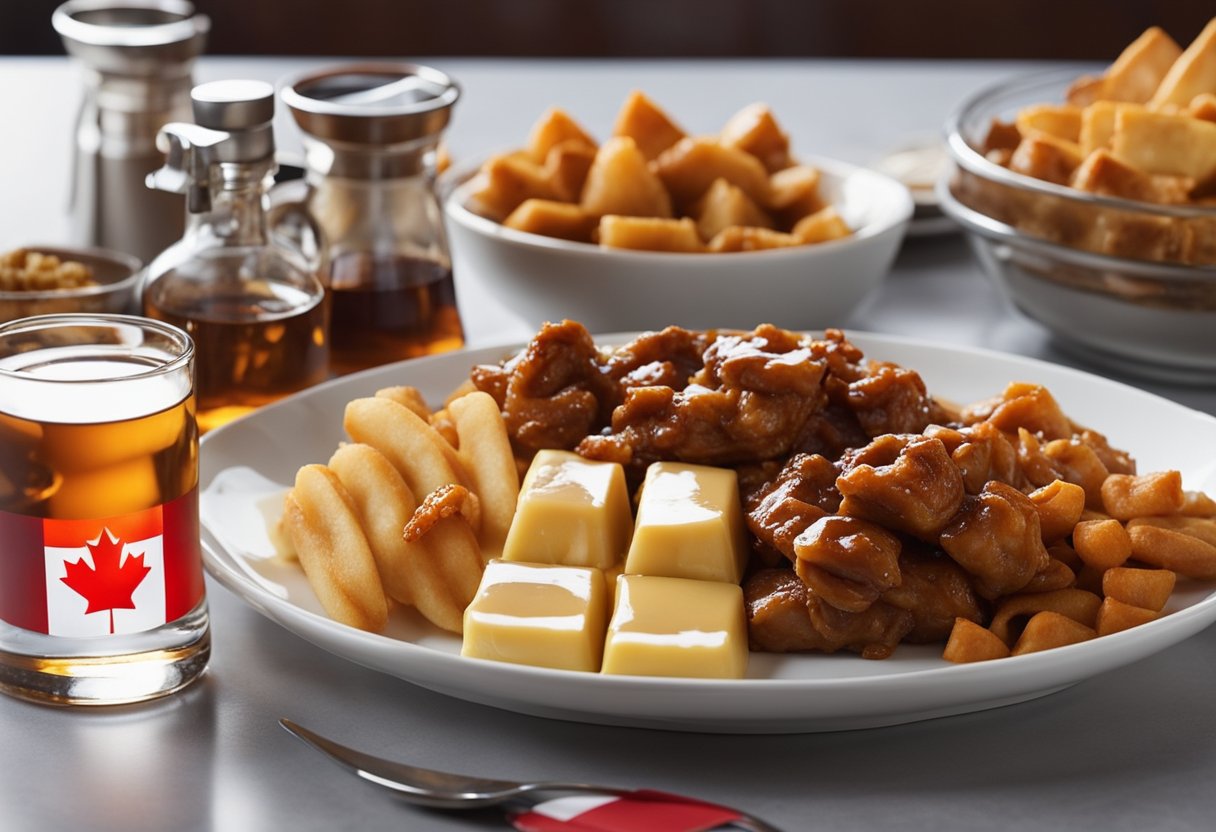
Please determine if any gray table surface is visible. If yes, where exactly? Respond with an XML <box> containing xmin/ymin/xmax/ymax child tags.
<box><xmin>2</xmin><ymin>56</ymin><xmax>1214</xmax><ymax>832</ymax></box>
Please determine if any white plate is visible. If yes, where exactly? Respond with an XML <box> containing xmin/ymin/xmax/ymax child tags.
<box><xmin>200</xmin><ymin>332</ymin><xmax>1216</xmax><ymax>733</ymax></box>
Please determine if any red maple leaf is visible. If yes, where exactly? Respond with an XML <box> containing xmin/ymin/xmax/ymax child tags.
<box><xmin>61</xmin><ymin>528</ymin><xmax>151</xmax><ymax>634</ymax></box>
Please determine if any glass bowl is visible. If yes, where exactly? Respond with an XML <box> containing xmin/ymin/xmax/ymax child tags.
<box><xmin>939</xmin><ymin>68</ymin><xmax>1216</xmax><ymax>384</ymax></box>
<box><xmin>0</xmin><ymin>245</ymin><xmax>142</xmax><ymax>324</ymax></box>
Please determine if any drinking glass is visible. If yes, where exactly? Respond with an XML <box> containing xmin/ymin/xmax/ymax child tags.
<box><xmin>0</xmin><ymin>314</ymin><xmax>208</xmax><ymax>705</ymax></box>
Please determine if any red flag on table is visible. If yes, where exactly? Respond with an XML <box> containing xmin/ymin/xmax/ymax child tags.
<box><xmin>512</xmin><ymin>790</ymin><xmax>746</xmax><ymax>832</ymax></box>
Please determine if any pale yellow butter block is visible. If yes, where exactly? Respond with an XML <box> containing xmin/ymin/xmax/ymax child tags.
<box><xmin>624</xmin><ymin>462</ymin><xmax>748</xmax><ymax>583</ymax></box>
<box><xmin>502</xmin><ymin>449</ymin><xmax>632</xmax><ymax>568</ymax></box>
<box><xmin>461</xmin><ymin>559</ymin><xmax>608</xmax><ymax>672</ymax></box>
<box><xmin>601</xmin><ymin>575</ymin><xmax>748</xmax><ymax>679</ymax></box>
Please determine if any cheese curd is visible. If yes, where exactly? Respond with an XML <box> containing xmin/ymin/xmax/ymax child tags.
<box><xmin>601</xmin><ymin>575</ymin><xmax>748</xmax><ymax>679</ymax></box>
<box><xmin>502</xmin><ymin>449</ymin><xmax>632</xmax><ymax>569</ymax></box>
<box><xmin>624</xmin><ymin>462</ymin><xmax>748</xmax><ymax>583</ymax></box>
<box><xmin>461</xmin><ymin>559</ymin><xmax>609</xmax><ymax>672</ymax></box>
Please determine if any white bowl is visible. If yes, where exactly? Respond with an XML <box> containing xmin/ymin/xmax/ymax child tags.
<box><xmin>444</xmin><ymin>156</ymin><xmax>913</xmax><ymax>332</ymax></box>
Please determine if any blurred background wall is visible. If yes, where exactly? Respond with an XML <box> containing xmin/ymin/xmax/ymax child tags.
<box><xmin>1</xmin><ymin>0</ymin><xmax>1211</xmax><ymax>59</ymax></box>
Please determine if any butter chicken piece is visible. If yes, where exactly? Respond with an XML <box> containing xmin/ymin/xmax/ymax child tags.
<box><xmin>793</xmin><ymin>515</ymin><xmax>902</xmax><ymax>613</ymax></box>
<box><xmin>939</xmin><ymin>480</ymin><xmax>1051</xmax><ymax>599</ymax></box>
<box><xmin>880</xmin><ymin>548</ymin><xmax>984</xmax><ymax>643</ymax></box>
<box><xmin>743</xmin><ymin>568</ymin><xmax>913</xmax><ymax>659</ymax></box>
<box><xmin>745</xmin><ymin>452</ymin><xmax>841</xmax><ymax>562</ymax></box>
<box><xmin>578</xmin><ymin>324</ymin><xmax>828</xmax><ymax>468</ymax></box>
<box><xmin>836</xmin><ymin>434</ymin><xmax>965</xmax><ymax>542</ymax></box>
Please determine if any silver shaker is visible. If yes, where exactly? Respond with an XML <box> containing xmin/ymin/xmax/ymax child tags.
<box><xmin>53</xmin><ymin>0</ymin><xmax>209</xmax><ymax>264</ymax></box>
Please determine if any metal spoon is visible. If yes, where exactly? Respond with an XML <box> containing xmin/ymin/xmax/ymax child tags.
<box><xmin>280</xmin><ymin>718</ymin><xmax>783</xmax><ymax>831</ymax></box>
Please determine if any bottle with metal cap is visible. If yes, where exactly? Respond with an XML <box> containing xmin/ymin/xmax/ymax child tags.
<box><xmin>53</xmin><ymin>0</ymin><xmax>209</xmax><ymax>263</ymax></box>
<box><xmin>279</xmin><ymin>63</ymin><xmax>464</xmax><ymax>376</ymax></box>
<box><xmin>142</xmin><ymin>79</ymin><xmax>329</xmax><ymax>433</ymax></box>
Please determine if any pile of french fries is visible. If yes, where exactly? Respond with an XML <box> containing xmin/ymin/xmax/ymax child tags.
<box><xmin>465</xmin><ymin>91</ymin><xmax>852</xmax><ymax>253</ymax></box>
<box><xmin>278</xmin><ymin>385</ymin><xmax>519</xmax><ymax>634</ymax></box>
<box><xmin>987</xmin><ymin>20</ymin><xmax>1216</xmax><ymax>205</ymax></box>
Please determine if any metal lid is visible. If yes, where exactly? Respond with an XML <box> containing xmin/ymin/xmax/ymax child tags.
<box><xmin>53</xmin><ymin>0</ymin><xmax>209</xmax><ymax>78</ymax></box>
<box><xmin>280</xmin><ymin>63</ymin><xmax>460</xmax><ymax>148</ymax></box>
<box><xmin>192</xmin><ymin>79</ymin><xmax>276</xmax><ymax>131</ymax></box>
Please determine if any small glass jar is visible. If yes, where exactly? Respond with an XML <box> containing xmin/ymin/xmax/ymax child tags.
<box><xmin>143</xmin><ymin>80</ymin><xmax>329</xmax><ymax>433</ymax></box>
<box><xmin>280</xmin><ymin>63</ymin><xmax>464</xmax><ymax>377</ymax></box>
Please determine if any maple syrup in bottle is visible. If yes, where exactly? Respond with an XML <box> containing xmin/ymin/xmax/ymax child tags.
<box><xmin>280</xmin><ymin>63</ymin><xmax>465</xmax><ymax>375</ymax></box>
<box><xmin>143</xmin><ymin>80</ymin><xmax>328</xmax><ymax>432</ymax></box>
<box><xmin>0</xmin><ymin>314</ymin><xmax>208</xmax><ymax>706</ymax></box>
<box><xmin>327</xmin><ymin>253</ymin><xmax>463</xmax><ymax>375</ymax></box>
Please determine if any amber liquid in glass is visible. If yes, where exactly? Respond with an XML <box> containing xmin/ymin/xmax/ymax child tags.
<box><xmin>145</xmin><ymin>289</ymin><xmax>329</xmax><ymax>433</ymax></box>
<box><xmin>327</xmin><ymin>253</ymin><xmax>464</xmax><ymax>376</ymax></box>
<box><xmin>0</xmin><ymin>395</ymin><xmax>197</xmax><ymax>520</ymax></box>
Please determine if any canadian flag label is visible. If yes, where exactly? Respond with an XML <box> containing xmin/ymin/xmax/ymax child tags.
<box><xmin>0</xmin><ymin>488</ymin><xmax>202</xmax><ymax>637</ymax></box>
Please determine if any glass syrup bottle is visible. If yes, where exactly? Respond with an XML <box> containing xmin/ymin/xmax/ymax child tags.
<box><xmin>143</xmin><ymin>80</ymin><xmax>329</xmax><ymax>433</ymax></box>
<box><xmin>278</xmin><ymin>63</ymin><xmax>464</xmax><ymax>376</ymax></box>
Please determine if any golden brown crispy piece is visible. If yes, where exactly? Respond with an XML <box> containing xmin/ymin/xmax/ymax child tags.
<box><xmin>1008</xmin><ymin>135</ymin><xmax>1084</xmax><ymax>185</ymax></box>
<box><xmin>543</xmin><ymin>140</ymin><xmax>598</xmax><ymax>202</ymax></box>
<box><xmin>1071</xmin><ymin>148</ymin><xmax>1194</xmax><ymax>203</ymax></box>
<box><xmin>597</xmin><ymin>215</ymin><xmax>704</xmax><ymax>252</ymax></box>
<box><xmin>1112</xmin><ymin>106</ymin><xmax>1216</xmax><ymax>182</ymax></box>
<box><xmin>1105</xmin><ymin>26</ymin><xmax>1183</xmax><ymax>103</ymax></box>
<box><xmin>1149</xmin><ymin>18</ymin><xmax>1216</xmax><ymax>109</ymax></box>
<box><xmin>467</xmin><ymin>153</ymin><xmax>558</xmax><ymax>220</ymax></box>
<box><xmin>692</xmin><ymin>178</ymin><xmax>773</xmax><ymax>241</ymax></box>
<box><xmin>526</xmin><ymin>107</ymin><xmax>597</xmax><ymax>162</ymax></box>
<box><xmin>719</xmin><ymin>103</ymin><xmax>793</xmax><ymax>172</ymax></box>
<box><xmin>284</xmin><ymin>465</ymin><xmax>388</xmax><ymax>632</ymax></box>
<box><xmin>706</xmin><ymin>226</ymin><xmax>801</xmax><ymax>253</ymax></box>
<box><xmin>792</xmin><ymin>206</ymin><xmax>851</xmax><ymax>244</ymax></box>
<box><xmin>580</xmin><ymin>136</ymin><xmax>673</xmax><ymax>219</ymax></box>
<box><xmin>652</xmin><ymin>136</ymin><xmax>771</xmax><ymax>209</ymax></box>
<box><xmin>504</xmin><ymin>199</ymin><xmax>598</xmax><ymax>243</ymax></box>
<box><xmin>612</xmin><ymin>90</ymin><xmax>686</xmax><ymax>161</ymax></box>
<box><xmin>1016</xmin><ymin>104</ymin><xmax>1083</xmax><ymax>143</ymax></box>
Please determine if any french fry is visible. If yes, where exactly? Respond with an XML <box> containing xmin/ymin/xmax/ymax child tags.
<box><xmin>284</xmin><ymin>466</ymin><xmax>388</xmax><ymax>632</ymax></box>
<box><xmin>327</xmin><ymin>443</ymin><xmax>424</xmax><ymax>606</ymax></box>
<box><xmin>448</xmin><ymin>391</ymin><xmax>521</xmax><ymax>555</ymax></box>
<box><xmin>375</xmin><ymin>385</ymin><xmax>431</xmax><ymax>420</ymax></box>
<box><xmin>343</xmin><ymin>397</ymin><xmax>478</xmax><ymax>532</ymax></box>
<box><xmin>544</xmin><ymin>140</ymin><xmax>598</xmax><ymax>203</ymax></box>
